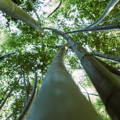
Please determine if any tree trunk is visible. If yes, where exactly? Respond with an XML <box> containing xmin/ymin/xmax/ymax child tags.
<box><xmin>25</xmin><ymin>47</ymin><xmax>101</xmax><ymax>120</ymax></box>
<box><xmin>0</xmin><ymin>0</ymin><xmax>40</xmax><ymax>31</ymax></box>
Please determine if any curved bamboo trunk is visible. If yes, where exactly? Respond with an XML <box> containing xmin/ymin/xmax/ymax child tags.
<box><xmin>25</xmin><ymin>47</ymin><xmax>101</xmax><ymax>120</ymax></box>
<box><xmin>64</xmin><ymin>35</ymin><xmax>120</xmax><ymax>120</ymax></box>
<box><xmin>0</xmin><ymin>0</ymin><xmax>40</xmax><ymax>31</ymax></box>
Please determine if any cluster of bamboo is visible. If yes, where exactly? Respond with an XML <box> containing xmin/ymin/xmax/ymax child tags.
<box><xmin>0</xmin><ymin>0</ymin><xmax>120</xmax><ymax>120</ymax></box>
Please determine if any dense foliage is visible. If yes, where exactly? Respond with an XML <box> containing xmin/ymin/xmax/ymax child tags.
<box><xmin>0</xmin><ymin>0</ymin><xmax>120</xmax><ymax>119</ymax></box>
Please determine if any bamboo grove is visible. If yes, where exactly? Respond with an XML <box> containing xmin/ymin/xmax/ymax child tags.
<box><xmin>0</xmin><ymin>0</ymin><xmax>120</xmax><ymax>120</ymax></box>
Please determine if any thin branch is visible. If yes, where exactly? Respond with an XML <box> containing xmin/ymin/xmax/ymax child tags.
<box><xmin>92</xmin><ymin>53</ymin><xmax>120</xmax><ymax>76</ymax></box>
<box><xmin>43</xmin><ymin>27</ymin><xmax>75</xmax><ymax>39</ymax></box>
<box><xmin>64</xmin><ymin>23</ymin><xmax>120</xmax><ymax>34</ymax></box>
<box><xmin>82</xmin><ymin>92</ymin><xmax>99</xmax><ymax>97</ymax></box>
<box><xmin>79</xmin><ymin>82</ymin><xmax>91</xmax><ymax>103</ymax></box>
<box><xmin>103</xmin><ymin>17</ymin><xmax>120</xmax><ymax>23</ymax></box>
<box><xmin>95</xmin><ymin>57</ymin><xmax>120</xmax><ymax>76</ymax></box>
<box><xmin>47</xmin><ymin>0</ymin><xmax>62</xmax><ymax>18</ymax></box>
<box><xmin>21</xmin><ymin>67</ymin><xmax>29</xmax><ymax>106</ymax></box>
<box><xmin>0</xmin><ymin>87</ymin><xmax>10</xmax><ymax>104</ymax></box>
<box><xmin>0</xmin><ymin>80</ymin><xmax>19</xmax><ymax>110</ymax></box>
<box><xmin>34</xmin><ymin>43</ymin><xmax>63</xmax><ymax>49</ymax></box>
<box><xmin>0</xmin><ymin>52</ymin><xmax>15</xmax><ymax>60</ymax></box>
<box><xmin>104</xmin><ymin>11</ymin><xmax>120</xmax><ymax>23</ymax></box>
<box><xmin>6</xmin><ymin>112</ymin><xmax>14</xmax><ymax>120</ymax></box>
<box><xmin>92</xmin><ymin>52</ymin><xmax>120</xmax><ymax>62</ymax></box>
<box><xmin>18</xmin><ymin>71</ymin><xmax>38</xmax><ymax>120</ymax></box>
<box><xmin>87</xmin><ymin>0</ymin><xmax>119</xmax><ymax>28</ymax></box>
<box><xmin>29</xmin><ymin>0</ymin><xmax>41</xmax><ymax>23</ymax></box>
